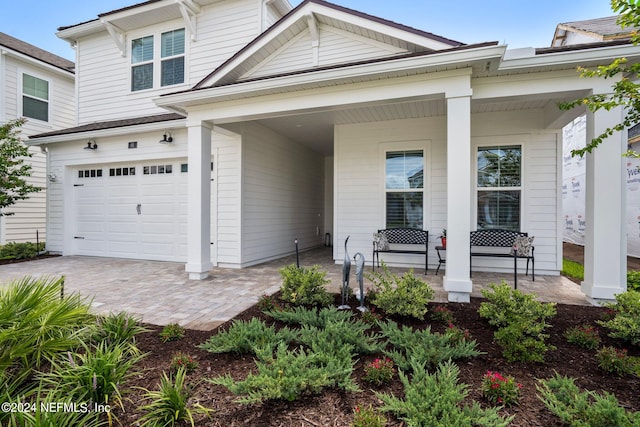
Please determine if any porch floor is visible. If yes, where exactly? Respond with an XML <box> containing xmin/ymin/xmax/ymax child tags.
<box><xmin>0</xmin><ymin>246</ymin><xmax>589</xmax><ymax>331</ymax></box>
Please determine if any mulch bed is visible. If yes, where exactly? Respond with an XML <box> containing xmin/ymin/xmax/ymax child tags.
<box><xmin>115</xmin><ymin>297</ymin><xmax>639</xmax><ymax>426</ymax></box>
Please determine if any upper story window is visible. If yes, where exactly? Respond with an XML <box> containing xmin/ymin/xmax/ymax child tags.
<box><xmin>22</xmin><ymin>74</ymin><xmax>49</xmax><ymax>122</ymax></box>
<box><xmin>385</xmin><ymin>150</ymin><xmax>424</xmax><ymax>229</ymax></box>
<box><xmin>476</xmin><ymin>145</ymin><xmax>522</xmax><ymax>231</ymax></box>
<box><xmin>131</xmin><ymin>28</ymin><xmax>185</xmax><ymax>92</ymax></box>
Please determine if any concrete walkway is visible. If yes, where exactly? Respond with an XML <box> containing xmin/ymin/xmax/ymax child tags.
<box><xmin>0</xmin><ymin>247</ymin><xmax>589</xmax><ymax>330</ymax></box>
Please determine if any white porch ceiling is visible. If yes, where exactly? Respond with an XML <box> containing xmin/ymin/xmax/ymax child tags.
<box><xmin>251</xmin><ymin>96</ymin><xmax>569</xmax><ymax>156</ymax></box>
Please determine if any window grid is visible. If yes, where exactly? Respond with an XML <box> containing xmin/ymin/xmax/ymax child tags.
<box><xmin>476</xmin><ymin>145</ymin><xmax>522</xmax><ymax>231</ymax></box>
<box><xmin>22</xmin><ymin>74</ymin><xmax>49</xmax><ymax>122</ymax></box>
<box><xmin>385</xmin><ymin>150</ymin><xmax>424</xmax><ymax>229</ymax></box>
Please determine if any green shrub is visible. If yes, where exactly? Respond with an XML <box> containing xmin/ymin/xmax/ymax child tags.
<box><xmin>363</xmin><ymin>357</ymin><xmax>395</xmax><ymax>386</ymax></box>
<box><xmin>0</xmin><ymin>276</ymin><xmax>92</xmax><ymax>373</ymax></box>
<box><xmin>377</xmin><ymin>359</ymin><xmax>512</xmax><ymax>427</ymax></box>
<box><xmin>379</xmin><ymin>320</ymin><xmax>481</xmax><ymax>372</ymax></box>
<box><xmin>597</xmin><ymin>290</ymin><xmax>640</xmax><ymax>346</ymax></box>
<box><xmin>91</xmin><ymin>311</ymin><xmax>149</xmax><ymax>351</ymax></box>
<box><xmin>170</xmin><ymin>352</ymin><xmax>199</xmax><ymax>374</ymax></box>
<box><xmin>41</xmin><ymin>341</ymin><xmax>145</xmax><ymax>410</ymax></box>
<box><xmin>366</xmin><ymin>263</ymin><xmax>434</xmax><ymax>319</ymax></box>
<box><xmin>298</xmin><ymin>320</ymin><xmax>382</xmax><ymax>357</ymax></box>
<box><xmin>596</xmin><ymin>346</ymin><xmax>639</xmax><ymax>376</ymax></box>
<box><xmin>627</xmin><ymin>271</ymin><xmax>640</xmax><ymax>292</ymax></box>
<box><xmin>431</xmin><ymin>305</ymin><xmax>456</xmax><ymax>324</ymax></box>
<box><xmin>159</xmin><ymin>323</ymin><xmax>185</xmax><ymax>342</ymax></box>
<box><xmin>208</xmin><ymin>343</ymin><xmax>358</xmax><ymax>404</ymax></box>
<box><xmin>537</xmin><ymin>373</ymin><xmax>640</xmax><ymax>426</ymax></box>
<box><xmin>0</xmin><ymin>241</ymin><xmax>45</xmax><ymax>260</ymax></box>
<box><xmin>479</xmin><ymin>282</ymin><xmax>556</xmax><ymax>362</ymax></box>
<box><xmin>481</xmin><ymin>371</ymin><xmax>522</xmax><ymax>407</ymax></box>
<box><xmin>352</xmin><ymin>404</ymin><xmax>387</xmax><ymax>427</ymax></box>
<box><xmin>279</xmin><ymin>264</ymin><xmax>332</xmax><ymax>307</ymax></box>
<box><xmin>265</xmin><ymin>305</ymin><xmax>354</xmax><ymax>328</ymax></box>
<box><xmin>198</xmin><ymin>318</ymin><xmax>297</xmax><ymax>355</ymax></box>
<box><xmin>564</xmin><ymin>324</ymin><xmax>601</xmax><ymax>349</ymax></box>
<box><xmin>139</xmin><ymin>368</ymin><xmax>212</xmax><ymax>427</ymax></box>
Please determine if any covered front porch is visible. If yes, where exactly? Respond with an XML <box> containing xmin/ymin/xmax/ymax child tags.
<box><xmin>0</xmin><ymin>247</ymin><xmax>589</xmax><ymax>331</ymax></box>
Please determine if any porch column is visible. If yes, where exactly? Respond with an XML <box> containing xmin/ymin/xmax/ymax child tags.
<box><xmin>444</xmin><ymin>92</ymin><xmax>473</xmax><ymax>302</ymax></box>
<box><xmin>582</xmin><ymin>106</ymin><xmax>627</xmax><ymax>301</ymax></box>
<box><xmin>185</xmin><ymin>121</ymin><xmax>213</xmax><ymax>280</ymax></box>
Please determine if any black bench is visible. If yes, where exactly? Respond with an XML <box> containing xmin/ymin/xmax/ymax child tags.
<box><xmin>470</xmin><ymin>229</ymin><xmax>534</xmax><ymax>288</ymax></box>
<box><xmin>372</xmin><ymin>228</ymin><xmax>429</xmax><ymax>274</ymax></box>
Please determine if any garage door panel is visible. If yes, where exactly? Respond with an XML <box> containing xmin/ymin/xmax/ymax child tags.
<box><xmin>74</xmin><ymin>161</ymin><xmax>188</xmax><ymax>262</ymax></box>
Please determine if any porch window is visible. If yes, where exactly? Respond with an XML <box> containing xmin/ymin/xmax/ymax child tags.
<box><xmin>477</xmin><ymin>145</ymin><xmax>521</xmax><ymax>231</ymax></box>
<box><xmin>385</xmin><ymin>150</ymin><xmax>424</xmax><ymax>229</ymax></box>
<box><xmin>22</xmin><ymin>74</ymin><xmax>49</xmax><ymax>122</ymax></box>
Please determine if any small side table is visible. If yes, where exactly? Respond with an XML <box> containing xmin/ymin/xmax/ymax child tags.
<box><xmin>435</xmin><ymin>246</ymin><xmax>446</xmax><ymax>275</ymax></box>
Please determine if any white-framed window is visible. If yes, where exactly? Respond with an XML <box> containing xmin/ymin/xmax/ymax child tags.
<box><xmin>22</xmin><ymin>73</ymin><xmax>49</xmax><ymax>122</ymax></box>
<box><xmin>131</xmin><ymin>28</ymin><xmax>185</xmax><ymax>92</ymax></box>
<box><xmin>476</xmin><ymin>145</ymin><xmax>522</xmax><ymax>231</ymax></box>
<box><xmin>385</xmin><ymin>149</ymin><xmax>424</xmax><ymax>229</ymax></box>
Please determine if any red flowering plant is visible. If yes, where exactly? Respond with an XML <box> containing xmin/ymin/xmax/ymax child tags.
<box><xmin>444</xmin><ymin>323</ymin><xmax>472</xmax><ymax>344</ymax></box>
<box><xmin>352</xmin><ymin>404</ymin><xmax>386</xmax><ymax>427</ymax></box>
<box><xmin>170</xmin><ymin>351</ymin><xmax>199</xmax><ymax>374</ymax></box>
<box><xmin>481</xmin><ymin>371</ymin><xmax>522</xmax><ymax>407</ymax></box>
<box><xmin>596</xmin><ymin>346</ymin><xmax>638</xmax><ymax>376</ymax></box>
<box><xmin>431</xmin><ymin>305</ymin><xmax>455</xmax><ymax>324</ymax></box>
<box><xmin>564</xmin><ymin>324</ymin><xmax>601</xmax><ymax>349</ymax></box>
<box><xmin>363</xmin><ymin>357</ymin><xmax>395</xmax><ymax>386</ymax></box>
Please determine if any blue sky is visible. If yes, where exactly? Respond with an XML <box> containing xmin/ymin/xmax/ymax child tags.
<box><xmin>1</xmin><ymin>0</ymin><xmax>615</xmax><ymax>61</ymax></box>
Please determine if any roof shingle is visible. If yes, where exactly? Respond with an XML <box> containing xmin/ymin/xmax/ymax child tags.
<box><xmin>0</xmin><ymin>32</ymin><xmax>74</xmax><ymax>73</ymax></box>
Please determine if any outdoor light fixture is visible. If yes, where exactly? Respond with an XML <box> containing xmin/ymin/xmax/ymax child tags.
<box><xmin>84</xmin><ymin>140</ymin><xmax>98</xmax><ymax>150</ymax></box>
<box><xmin>159</xmin><ymin>131</ymin><xmax>173</xmax><ymax>144</ymax></box>
<box><xmin>47</xmin><ymin>174</ymin><xmax>57</xmax><ymax>182</ymax></box>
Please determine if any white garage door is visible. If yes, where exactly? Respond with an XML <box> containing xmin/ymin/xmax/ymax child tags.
<box><xmin>73</xmin><ymin>161</ymin><xmax>189</xmax><ymax>262</ymax></box>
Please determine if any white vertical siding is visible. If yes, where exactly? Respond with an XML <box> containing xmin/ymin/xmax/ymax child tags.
<box><xmin>227</xmin><ymin>121</ymin><xmax>325</xmax><ymax>266</ymax></box>
<box><xmin>1</xmin><ymin>55</ymin><xmax>74</xmax><ymax>244</ymax></box>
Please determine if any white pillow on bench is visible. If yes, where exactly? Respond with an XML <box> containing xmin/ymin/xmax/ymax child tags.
<box><xmin>510</xmin><ymin>235</ymin><xmax>534</xmax><ymax>257</ymax></box>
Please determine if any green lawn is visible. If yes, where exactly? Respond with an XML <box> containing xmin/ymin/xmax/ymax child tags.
<box><xmin>561</xmin><ymin>259</ymin><xmax>584</xmax><ymax>281</ymax></box>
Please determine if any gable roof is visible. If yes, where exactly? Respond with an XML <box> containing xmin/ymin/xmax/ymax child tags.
<box><xmin>552</xmin><ymin>15</ymin><xmax>639</xmax><ymax>47</ymax></box>
<box><xmin>0</xmin><ymin>32</ymin><xmax>74</xmax><ymax>73</ymax></box>
<box><xmin>194</xmin><ymin>0</ymin><xmax>464</xmax><ymax>89</ymax></box>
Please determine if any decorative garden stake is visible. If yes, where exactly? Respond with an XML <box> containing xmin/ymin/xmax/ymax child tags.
<box><xmin>339</xmin><ymin>236</ymin><xmax>351</xmax><ymax>309</ymax></box>
<box><xmin>295</xmin><ymin>238</ymin><xmax>299</xmax><ymax>268</ymax></box>
<box><xmin>354</xmin><ymin>252</ymin><xmax>367</xmax><ymax>312</ymax></box>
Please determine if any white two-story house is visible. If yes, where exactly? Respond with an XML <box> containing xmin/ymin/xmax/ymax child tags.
<box><xmin>29</xmin><ymin>0</ymin><xmax>638</xmax><ymax>303</ymax></box>
<box><xmin>0</xmin><ymin>32</ymin><xmax>75</xmax><ymax>244</ymax></box>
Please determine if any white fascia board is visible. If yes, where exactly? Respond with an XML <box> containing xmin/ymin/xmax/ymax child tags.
<box><xmin>0</xmin><ymin>48</ymin><xmax>74</xmax><ymax>78</ymax></box>
<box><xmin>311</xmin><ymin>2</ymin><xmax>459</xmax><ymax>50</ymax></box>
<box><xmin>25</xmin><ymin>118</ymin><xmax>187</xmax><ymax>146</ymax></box>
<box><xmin>500</xmin><ymin>44</ymin><xmax>640</xmax><ymax>71</ymax></box>
<box><xmin>158</xmin><ymin>45</ymin><xmax>506</xmax><ymax>108</ymax></box>
<box><xmin>200</xmin><ymin>1</ymin><xmax>462</xmax><ymax>87</ymax></box>
<box><xmin>56</xmin><ymin>21</ymin><xmax>105</xmax><ymax>44</ymax></box>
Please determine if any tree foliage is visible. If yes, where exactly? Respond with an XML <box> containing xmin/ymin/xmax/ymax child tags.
<box><xmin>0</xmin><ymin>118</ymin><xmax>40</xmax><ymax>216</ymax></box>
<box><xmin>559</xmin><ymin>0</ymin><xmax>640</xmax><ymax>157</ymax></box>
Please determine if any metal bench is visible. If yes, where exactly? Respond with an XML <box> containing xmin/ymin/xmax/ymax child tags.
<box><xmin>372</xmin><ymin>228</ymin><xmax>429</xmax><ymax>274</ymax></box>
<box><xmin>470</xmin><ymin>229</ymin><xmax>534</xmax><ymax>288</ymax></box>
